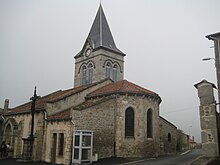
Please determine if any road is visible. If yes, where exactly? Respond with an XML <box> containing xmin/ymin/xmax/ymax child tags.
<box><xmin>0</xmin><ymin>149</ymin><xmax>202</xmax><ymax>165</ymax></box>
<box><xmin>128</xmin><ymin>149</ymin><xmax>201</xmax><ymax>165</ymax></box>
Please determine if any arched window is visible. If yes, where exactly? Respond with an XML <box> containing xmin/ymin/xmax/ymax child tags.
<box><xmin>88</xmin><ymin>63</ymin><xmax>93</xmax><ymax>84</ymax></box>
<box><xmin>168</xmin><ymin>133</ymin><xmax>171</xmax><ymax>142</ymax></box>
<box><xmin>125</xmin><ymin>107</ymin><xmax>134</xmax><ymax>137</ymax></box>
<box><xmin>113</xmin><ymin>64</ymin><xmax>118</xmax><ymax>82</ymax></box>
<box><xmin>5</xmin><ymin>124</ymin><xmax>12</xmax><ymax>145</ymax></box>
<box><xmin>82</xmin><ymin>65</ymin><xmax>87</xmax><ymax>85</ymax></box>
<box><xmin>147</xmin><ymin>109</ymin><xmax>153</xmax><ymax>138</ymax></box>
<box><xmin>105</xmin><ymin>62</ymin><xmax>111</xmax><ymax>78</ymax></box>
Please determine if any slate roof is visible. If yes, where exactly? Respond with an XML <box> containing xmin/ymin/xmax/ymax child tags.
<box><xmin>75</xmin><ymin>4</ymin><xmax>125</xmax><ymax>58</ymax></box>
<box><xmin>87</xmin><ymin>80</ymin><xmax>161</xmax><ymax>102</ymax></box>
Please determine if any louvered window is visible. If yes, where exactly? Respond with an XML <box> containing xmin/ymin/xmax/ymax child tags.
<box><xmin>106</xmin><ymin>62</ymin><xmax>111</xmax><ymax>78</ymax></box>
<box><xmin>113</xmin><ymin>64</ymin><xmax>118</xmax><ymax>82</ymax></box>
<box><xmin>82</xmin><ymin>65</ymin><xmax>87</xmax><ymax>85</ymax></box>
<box><xmin>88</xmin><ymin>63</ymin><xmax>93</xmax><ymax>84</ymax></box>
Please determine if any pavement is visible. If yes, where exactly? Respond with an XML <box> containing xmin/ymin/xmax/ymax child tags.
<box><xmin>1</xmin><ymin>151</ymin><xmax>219</xmax><ymax>165</ymax></box>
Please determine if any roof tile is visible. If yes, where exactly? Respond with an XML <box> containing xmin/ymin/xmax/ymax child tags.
<box><xmin>47</xmin><ymin>109</ymin><xmax>71</xmax><ymax>121</ymax></box>
<box><xmin>87</xmin><ymin>80</ymin><xmax>161</xmax><ymax>101</ymax></box>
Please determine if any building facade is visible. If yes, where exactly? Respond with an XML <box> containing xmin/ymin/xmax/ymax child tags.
<box><xmin>0</xmin><ymin>4</ymin><xmax>186</xmax><ymax>165</ymax></box>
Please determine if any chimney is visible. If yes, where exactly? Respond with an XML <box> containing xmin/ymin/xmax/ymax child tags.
<box><xmin>3</xmin><ymin>99</ymin><xmax>9</xmax><ymax>115</ymax></box>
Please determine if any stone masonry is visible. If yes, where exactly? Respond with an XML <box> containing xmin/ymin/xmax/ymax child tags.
<box><xmin>194</xmin><ymin>80</ymin><xmax>219</xmax><ymax>157</ymax></box>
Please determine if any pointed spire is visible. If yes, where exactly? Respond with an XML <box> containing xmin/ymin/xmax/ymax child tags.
<box><xmin>79</xmin><ymin>4</ymin><xmax>125</xmax><ymax>56</ymax></box>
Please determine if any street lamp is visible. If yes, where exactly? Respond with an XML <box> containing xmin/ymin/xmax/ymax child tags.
<box><xmin>205</xmin><ymin>33</ymin><xmax>220</xmax><ymax>104</ymax></box>
<box><xmin>202</xmin><ymin>57</ymin><xmax>215</xmax><ymax>61</ymax></box>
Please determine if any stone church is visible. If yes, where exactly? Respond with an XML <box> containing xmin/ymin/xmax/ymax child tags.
<box><xmin>0</xmin><ymin>4</ymin><xmax>179</xmax><ymax>165</ymax></box>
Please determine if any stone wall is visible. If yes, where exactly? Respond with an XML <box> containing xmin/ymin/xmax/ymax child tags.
<box><xmin>46</xmin><ymin>79</ymin><xmax>112</xmax><ymax>116</ymax></box>
<box><xmin>45</xmin><ymin>120</ymin><xmax>73</xmax><ymax>165</ymax></box>
<box><xmin>115</xmin><ymin>95</ymin><xmax>160</xmax><ymax>158</ymax></box>
<box><xmin>195</xmin><ymin>80</ymin><xmax>219</xmax><ymax>157</ymax></box>
<box><xmin>74</xmin><ymin>48</ymin><xmax>124</xmax><ymax>87</ymax></box>
<box><xmin>72</xmin><ymin>98</ymin><xmax>116</xmax><ymax>159</ymax></box>
<box><xmin>159</xmin><ymin>117</ymin><xmax>177</xmax><ymax>154</ymax></box>
<box><xmin>0</xmin><ymin>112</ymin><xmax>45</xmax><ymax>160</ymax></box>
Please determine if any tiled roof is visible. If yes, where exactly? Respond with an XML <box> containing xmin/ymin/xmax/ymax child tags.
<box><xmin>87</xmin><ymin>80</ymin><xmax>161</xmax><ymax>101</ymax></box>
<box><xmin>47</xmin><ymin>109</ymin><xmax>71</xmax><ymax>121</ymax></box>
<box><xmin>73</xmin><ymin>96</ymin><xmax>114</xmax><ymax>110</ymax></box>
<box><xmin>6</xmin><ymin>90</ymin><xmax>63</xmax><ymax>115</ymax></box>
<box><xmin>6</xmin><ymin>87</ymin><xmax>82</xmax><ymax>115</ymax></box>
<box><xmin>6</xmin><ymin>79</ymin><xmax>112</xmax><ymax>115</ymax></box>
<box><xmin>47</xmin><ymin>85</ymin><xmax>91</xmax><ymax>103</ymax></box>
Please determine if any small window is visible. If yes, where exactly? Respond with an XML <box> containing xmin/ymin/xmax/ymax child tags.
<box><xmin>106</xmin><ymin>62</ymin><xmax>111</xmax><ymax>78</ymax></box>
<box><xmin>125</xmin><ymin>107</ymin><xmax>134</xmax><ymax>137</ymax></box>
<box><xmin>88</xmin><ymin>63</ymin><xmax>93</xmax><ymax>84</ymax></box>
<box><xmin>113</xmin><ymin>64</ymin><xmax>118</xmax><ymax>82</ymax></box>
<box><xmin>58</xmin><ymin>133</ymin><xmax>64</xmax><ymax>156</ymax></box>
<box><xmin>147</xmin><ymin>109</ymin><xmax>153</xmax><ymax>138</ymax></box>
<box><xmin>168</xmin><ymin>133</ymin><xmax>171</xmax><ymax>142</ymax></box>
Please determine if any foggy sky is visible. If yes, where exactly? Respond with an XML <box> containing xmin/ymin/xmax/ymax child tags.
<box><xmin>1</xmin><ymin>0</ymin><xmax>220</xmax><ymax>143</ymax></box>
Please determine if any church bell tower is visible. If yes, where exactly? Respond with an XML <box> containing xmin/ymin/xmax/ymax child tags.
<box><xmin>74</xmin><ymin>4</ymin><xmax>125</xmax><ymax>87</ymax></box>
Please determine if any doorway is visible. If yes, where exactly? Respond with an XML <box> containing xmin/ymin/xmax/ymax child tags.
<box><xmin>51</xmin><ymin>133</ymin><xmax>57</xmax><ymax>164</ymax></box>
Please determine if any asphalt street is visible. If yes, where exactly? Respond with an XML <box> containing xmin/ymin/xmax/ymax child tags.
<box><xmin>127</xmin><ymin>149</ymin><xmax>202</xmax><ymax>165</ymax></box>
<box><xmin>0</xmin><ymin>149</ymin><xmax>202</xmax><ymax>165</ymax></box>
